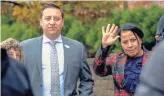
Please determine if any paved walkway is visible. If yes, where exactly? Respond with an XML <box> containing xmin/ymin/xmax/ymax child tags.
<box><xmin>88</xmin><ymin>58</ymin><xmax>114</xmax><ymax>96</ymax></box>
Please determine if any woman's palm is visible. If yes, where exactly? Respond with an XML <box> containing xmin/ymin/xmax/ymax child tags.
<box><xmin>102</xmin><ymin>24</ymin><xmax>119</xmax><ymax>48</ymax></box>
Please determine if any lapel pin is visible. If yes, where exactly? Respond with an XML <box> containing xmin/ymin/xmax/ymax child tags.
<box><xmin>64</xmin><ymin>45</ymin><xmax>70</xmax><ymax>48</ymax></box>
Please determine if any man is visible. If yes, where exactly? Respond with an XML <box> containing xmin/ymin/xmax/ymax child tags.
<box><xmin>134</xmin><ymin>40</ymin><xmax>164</xmax><ymax>96</ymax></box>
<box><xmin>155</xmin><ymin>14</ymin><xmax>164</xmax><ymax>44</ymax></box>
<box><xmin>1</xmin><ymin>48</ymin><xmax>33</xmax><ymax>96</ymax></box>
<box><xmin>21</xmin><ymin>3</ymin><xmax>93</xmax><ymax>96</ymax></box>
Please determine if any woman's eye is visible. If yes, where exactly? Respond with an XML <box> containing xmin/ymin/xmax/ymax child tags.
<box><xmin>131</xmin><ymin>39</ymin><xmax>136</xmax><ymax>42</ymax></box>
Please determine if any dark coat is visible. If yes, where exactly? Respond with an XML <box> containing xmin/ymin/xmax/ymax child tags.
<box><xmin>135</xmin><ymin>41</ymin><xmax>164</xmax><ymax>96</ymax></box>
<box><xmin>1</xmin><ymin>48</ymin><xmax>33</xmax><ymax>96</ymax></box>
<box><xmin>156</xmin><ymin>14</ymin><xmax>164</xmax><ymax>43</ymax></box>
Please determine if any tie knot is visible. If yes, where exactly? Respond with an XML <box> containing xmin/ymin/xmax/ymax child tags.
<box><xmin>49</xmin><ymin>41</ymin><xmax>58</xmax><ymax>47</ymax></box>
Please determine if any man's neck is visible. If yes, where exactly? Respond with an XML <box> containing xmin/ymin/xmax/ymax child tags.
<box><xmin>44</xmin><ymin>34</ymin><xmax>60</xmax><ymax>40</ymax></box>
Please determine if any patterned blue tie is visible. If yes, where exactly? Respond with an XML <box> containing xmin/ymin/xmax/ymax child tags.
<box><xmin>49</xmin><ymin>41</ymin><xmax>60</xmax><ymax>96</ymax></box>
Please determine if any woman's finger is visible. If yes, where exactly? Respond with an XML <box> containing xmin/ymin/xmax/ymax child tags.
<box><xmin>111</xmin><ymin>26</ymin><xmax>119</xmax><ymax>37</ymax></box>
<box><xmin>109</xmin><ymin>24</ymin><xmax>115</xmax><ymax>34</ymax></box>
<box><xmin>106</xmin><ymin>24</ymin><xmax>111</xmax><ymax>33</ymax></box>
<box><xmin>102</xmin><ymin>26</ymin><xmax>105</xmax><ymax>35</ymax></box>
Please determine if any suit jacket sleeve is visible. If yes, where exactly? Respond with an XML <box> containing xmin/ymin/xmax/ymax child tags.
<box><xmin>78</xmin><ymin>45</ymin><xmax>94</xmax><ymax>96</ymax></box>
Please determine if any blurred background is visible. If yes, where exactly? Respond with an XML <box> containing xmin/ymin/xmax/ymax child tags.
<box><xmin>1</xmin><ymin>1</ymin><xmax>164</xmax><ymax>96</ymax></box>
<box><xmin>1</xmin><ymin>1</ymin><xmax>164</xmax><ymax>57</ymax></box>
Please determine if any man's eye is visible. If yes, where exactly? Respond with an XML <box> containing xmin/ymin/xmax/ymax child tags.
<box><xmin>45</xmin><ymin>17</ymin><xmax>51</xmax><ymax>21</ymax></box>
<box><xmin>54</xmin><ymin>18</ymin><xmax>61</xmax><ymax>21</ymax></box>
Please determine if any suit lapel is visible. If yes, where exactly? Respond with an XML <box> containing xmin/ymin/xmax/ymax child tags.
<box><xmin>62</xmin><ymin>36</ymin><xmax>71</xmax><ymax>81</ymax></box>
<box><xmin>34</xmin><ymin>36</ymin><xmax>43</xmax><ymax>79</ymax></box>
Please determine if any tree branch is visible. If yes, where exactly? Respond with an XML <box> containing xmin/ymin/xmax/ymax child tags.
<box><xmin>2</xmin><ymin>1</ymin><xmax>24</xmax><ymax>7</ymax></box>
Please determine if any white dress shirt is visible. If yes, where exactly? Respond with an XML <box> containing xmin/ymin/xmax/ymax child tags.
<box><xmin>42</xmin><ymin>35</ymin><xmax>64</xmax><ymax>96</ymax></box>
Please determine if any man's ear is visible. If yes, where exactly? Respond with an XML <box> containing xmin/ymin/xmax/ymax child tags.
<box><xmin>40</xmin><ymin>19</ymin><xmax>42</xmax><ymax>27</ymax></box>
<box><xmin>62</xmin><ymin>19</ymin><xmax>64</xmax><ymax>27</ymax></box>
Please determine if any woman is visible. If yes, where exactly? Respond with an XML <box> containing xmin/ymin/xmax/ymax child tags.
<box><xmin>93</xmin><ymin>23</ymin><xmax>150</xmax><ymax>96</ymax></box>
<box><xmin>1</xmin><ymin>38</ymin><xmax>22</xmax><ymax>62</ymax></box>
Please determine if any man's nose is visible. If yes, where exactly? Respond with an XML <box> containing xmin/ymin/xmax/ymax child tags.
<box><xmin>50</xmin><ymin>19</ymin><xmax>55</xmax><ymax>25</ymax></box>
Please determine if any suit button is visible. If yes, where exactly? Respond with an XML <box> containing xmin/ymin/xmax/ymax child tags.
<box><xmin>40</xmin><ymin>85</ymin><xmax>42</xmax><ymax>87</ymax></box>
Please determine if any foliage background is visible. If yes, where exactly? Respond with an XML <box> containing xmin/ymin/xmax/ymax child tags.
<box><xmin>1</xmin><ymin>1</ymin><xmax>164</xmax><ymax>57</ymax></box>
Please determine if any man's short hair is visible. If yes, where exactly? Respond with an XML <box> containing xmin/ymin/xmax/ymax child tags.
<box><xmin>40</xmin><ymin>3</ymin><xmax>64</xmax><ymax>19</ymax></box>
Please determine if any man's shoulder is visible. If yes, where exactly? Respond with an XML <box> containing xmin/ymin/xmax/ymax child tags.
<box><xmin>154</xmin><ymin>41</ymin><xmax>164</xmax><ymax>54</ymax></box>
<box><xmin>63</xmin><ymin>36</ymin><xmax>83</xmax><ymax>46</ymax></box>
<box><xmin>21</xmin><ymin>36</ymin><xmax>42</xmax><ymax>46</ymax></box>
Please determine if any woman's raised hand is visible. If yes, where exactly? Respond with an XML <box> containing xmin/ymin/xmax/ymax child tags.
<box><xmin>101</xmin><ymin>24</ymin><xmax>119</xmax><ymax>48</ymax></box>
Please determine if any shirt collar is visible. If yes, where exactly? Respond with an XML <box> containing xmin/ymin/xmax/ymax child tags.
<box><xmin>43</xmin><ymin>34</ymin><xmax>63</xmax><ymax>44</ymax></box>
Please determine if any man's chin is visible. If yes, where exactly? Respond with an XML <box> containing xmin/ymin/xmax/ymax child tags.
<box><xmin>47</xmin><ymin>31</ymin><xmax>58</xmax><ymax>35</ymax></box>
<box><xmin>44</xmin><ymin>30</ymin><xmax>60</xmax><ymax>36</ymax></box>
